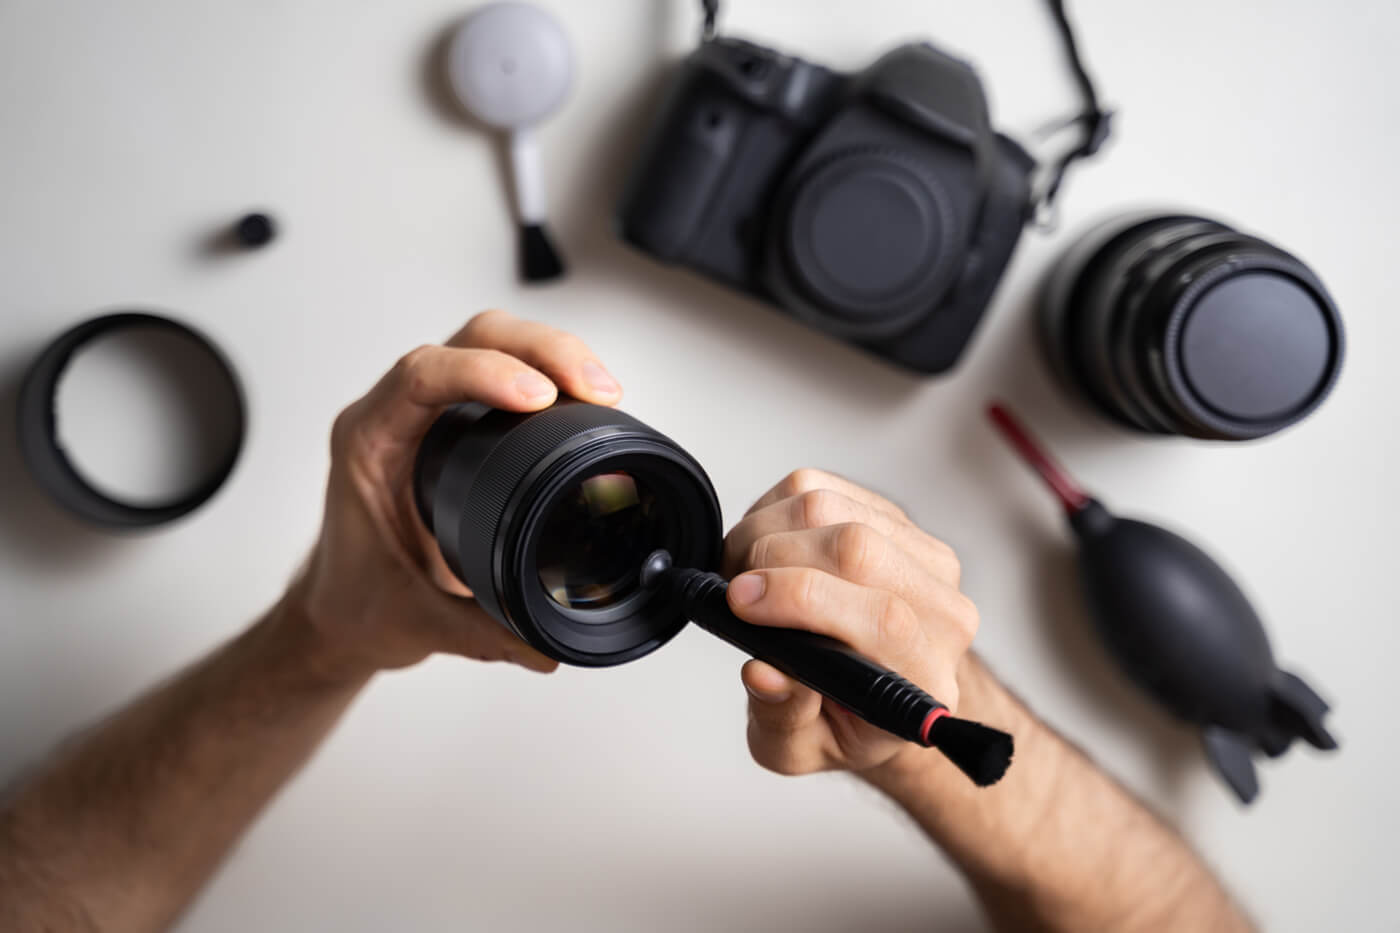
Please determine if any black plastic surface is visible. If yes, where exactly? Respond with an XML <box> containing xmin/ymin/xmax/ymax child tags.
<box><xmin>785</xmin><ymin>150</ymin><xmax>950</xmax><ymax>314</ymax></box>
<box><xmin>1067</xmin><ymin>498</ymin><xmax>1337</xmax><ymax>802</ymax></box>
<box><xmin>1179</xmin><ymin>272</ymin><xmax>1333</xmax><ymax>421</ymax></box>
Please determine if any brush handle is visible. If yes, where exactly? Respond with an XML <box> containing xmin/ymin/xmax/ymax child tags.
<box><xmin>665</xmin><ymin>567</ymin><xmax>945</xmax><ymax>745</ymax></box>
<box><xmin>508</xmin><ymin>129</ymin><xmax>548</xmax><ymax>224</ymax></box>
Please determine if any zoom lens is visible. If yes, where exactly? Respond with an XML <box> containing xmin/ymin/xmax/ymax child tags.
<box><xmin>413</xmin><ymin>401</ymin><xmax>722</xmax><ymax>666</ymax></box>
<box><xmin>1040</xmin><ymin>212</ymin><xmax>1345</xmax><ymax>441</ymax></box>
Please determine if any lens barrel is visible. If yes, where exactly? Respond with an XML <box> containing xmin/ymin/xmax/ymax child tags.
<box><xmin>1040</xmin><ymin>213</ymin><xmax>1345</xmax><ymax>440</ymax></box>
<box><xmin>413</xmin><ymin>401</ymin><xmax>722</xmax><ymax>667</ymax></box>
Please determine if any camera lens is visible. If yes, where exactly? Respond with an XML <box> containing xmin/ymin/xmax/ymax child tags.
<box><xmin>537</xmin><ymin>471</ymin><xmax>670</xmax><ymax>611</ymax></box>
<box><xmin>414</xmin><ymin>401</ymin><xmax>722</xmax><ymax>666</ymax></box>
<box><xmin>1040</xmin><ymin>213</ymin><xmax>1345</xmax><ymax>440</ymax></box>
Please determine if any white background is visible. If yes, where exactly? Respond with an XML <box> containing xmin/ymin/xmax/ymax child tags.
<box><xmin>2</xmin><ymin>1</ymin><xmax>1397</xmax><ymax>930</ymax></box>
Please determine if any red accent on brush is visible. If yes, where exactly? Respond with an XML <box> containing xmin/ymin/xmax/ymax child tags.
<box><xmin>919</xmin><ymin>707</ymin><xmax>950</xmax><ymax>745</ymax></box>
<box><xmin>986</xmin><ymin>403</ymin><xmax>1090</xmax><ymax>513</ymax></box>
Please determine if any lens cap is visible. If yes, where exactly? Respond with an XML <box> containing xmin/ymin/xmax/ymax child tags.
<box><xmin>1159</xmin><ymin>254</ymin><xmax>1344</xmax><ymax>440</ymax></box>
<box><xmin>781</xmin><ymin>150</ymin><xmax>958</xmax><ymax>338</ymax></box>
<box><xmin>1176</xmin><ymin>271</ymin><xmax>1338</xmax><ymax>424</ymax></box>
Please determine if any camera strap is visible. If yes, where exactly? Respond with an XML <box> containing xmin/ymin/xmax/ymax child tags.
<box><xmin>695</xmin><ymin>0</ymin><xmax>1112</xmax><ymax>219</ymax></box>
<box><xmin>1036</xmin><ymin>0</ymin><xmax>1112</xmax><ymax>215</ymax></box>
<box><xmin>701</xmin><ymin>0</ymin><xmax>720</xmax><ymax>39</ymax></box>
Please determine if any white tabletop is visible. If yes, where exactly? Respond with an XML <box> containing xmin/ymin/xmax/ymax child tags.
<box><xmin>2</xmin><ymin>1</ymin><xmax>1396</xmax><ymax>930</ymax></box>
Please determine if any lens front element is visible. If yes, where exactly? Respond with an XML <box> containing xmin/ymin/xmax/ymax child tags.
<box><xmin>537</xmin><ymin>471</ymin><xmax>669</xmax><ymax>611</ymax></box>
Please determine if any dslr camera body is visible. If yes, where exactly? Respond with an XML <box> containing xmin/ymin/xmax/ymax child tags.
<box><xmin>618</xmin><ymin>37</ymin><xmax>1034</xmax><ymax>374</ymax></box>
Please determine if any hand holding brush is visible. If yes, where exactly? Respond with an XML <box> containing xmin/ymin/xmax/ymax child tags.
<box><xmin>645</xmin><ymin>552</ymin><xmax>1013</xmax><ymax>785</ymax></box>
<box><xmin>657</xmin><ymin>470</ymin><xmax>1013</xmax><ymax>786</ymax></box>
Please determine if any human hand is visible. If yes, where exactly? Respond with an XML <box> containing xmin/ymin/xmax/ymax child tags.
<box><xmin>721</xmin><ymin>469</ymin><xmax>979</xmax><ymax>776</ymax></box>
<box><xmin>285</xmin><ymin>310</ymin><xmax>625</xmax><ymax>681</ymax></box>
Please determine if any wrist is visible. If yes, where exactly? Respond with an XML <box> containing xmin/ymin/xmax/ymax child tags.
<box><xmin>856</xmin><ymin>655</ymin><xmax>1066</xmax><ymax>889</ymax></box>
<box><xmin>857</xmin><ymin>656</ymin><xmax>998</xmax><ymax>792</ymax></box>
<box><xmin>857</xmin><ymin>739</ymin><xmax>961</xmax><ymax>803</ymax></box>
<box><xmin>266</xmin><ymin>587</ymin><xmax>379</xmax><ymax>690</ymax></box>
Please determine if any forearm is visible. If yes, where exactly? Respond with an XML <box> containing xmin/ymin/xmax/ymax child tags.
<box><xmin>0</xmin><ymin>597</ymin><xmax>370</xmax><ymax>933</ymax></box>
<box><xmin>865</xmin><ymin>655</ymin><xmax>1252</xmax><ymax>932</ymax></box>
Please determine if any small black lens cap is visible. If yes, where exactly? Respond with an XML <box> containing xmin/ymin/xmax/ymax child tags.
<box><xmin>234</xmin><ymin>212</ymin><xmax>277</xmax><ymax>248</ymax></box>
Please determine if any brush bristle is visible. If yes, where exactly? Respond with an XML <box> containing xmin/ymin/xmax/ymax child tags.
<box><xmin>520</xmin><ymin>223</ymin><xmax>565</xmax><ymax>282</ymax></box>
<box><xmin>928</xmin><ymin>717</ymin><xmax>1014</xmax><ymax>787</ymax></box>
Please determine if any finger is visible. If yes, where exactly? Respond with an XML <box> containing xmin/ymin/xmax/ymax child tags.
<box><xmin>723</xmin><ymin>489</ymin><xmax>958</xmax><ymax>584</ymax></box>
<box><xmin>742</xmin><ymin>522</ymin><xmax>931</xmax><ymax>610</ymax></box>
<box><xmin>355</xmin><ymin>345</ymin><xmax>559</xmax><ymax>445</ymax></box>
<box><xmin>742</xmin><ymin>658</ymin><xmax>801</xmax><ymax>703</ymax></box>
<box><xmin>743</xmin><ymin>524</ymin><xmax>976</xmax><ymax>649</ymax></box>
<box><xmin>727</xmin><ymin>567</ymin><xmax>920</xmax><ymax>660</ymax></box>
<box><xmin>741</xmin><ymin>660</ymin><xmax>830</xmax><ymax>775</ymax></box>
<box><xmin>453</xmin><ymin>310</ymin><xmax>623</xmax><ymax>406</ymax></box>
<box><xmin>746</xmin><ymin>468</ymin><xmax>909</xmax><ymax>520</ymax></box>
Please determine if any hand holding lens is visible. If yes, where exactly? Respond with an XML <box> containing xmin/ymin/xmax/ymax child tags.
<box><xmin>413</xmin><ymin>399</ymin><xmax>1013</xmax><ymax>785</ymax></box>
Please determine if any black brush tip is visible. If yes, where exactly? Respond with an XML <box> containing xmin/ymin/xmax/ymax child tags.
<box><xmin>520</xmin><ymin>223</ymin><xmax>565</xmax><ymax>282</ymax></box>
<box><xmin>928</xmin><ymin>717</ymin><xmax>1014</xmax><ymax>787</ymax></box>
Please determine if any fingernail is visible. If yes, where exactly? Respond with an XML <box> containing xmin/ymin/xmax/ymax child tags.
<box><xmin>515</xmin><ymin>372</ymin><xmax>554</xmax><ymax>400</ymax></box>
<box><xmin>581</xmin><ymin>361</ymin><xmax>620</xmax><ymax>395</ymax></box>
<box><xmin>745</xmin><ymin>682</ymin><xmax>790</xmax><ymax>704</ymax></box>
<box><xmin>729</xmin><ymin>573</ymin><xmax>765</xmax><ymax>606</ymax></box>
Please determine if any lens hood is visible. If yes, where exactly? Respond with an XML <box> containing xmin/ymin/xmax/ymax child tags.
<box><xmin>16</xmin><ymin>311</ymin><xmax>246</xmax><ymax>528</ymax></box>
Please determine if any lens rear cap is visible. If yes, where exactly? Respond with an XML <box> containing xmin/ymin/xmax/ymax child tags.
<box><xmin>1169</xmin><ymin>267</ymin><xmax>1344</xmax><ymax>438</ymax></box>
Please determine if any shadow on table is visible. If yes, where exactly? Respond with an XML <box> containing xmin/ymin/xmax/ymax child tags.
<box><xmin>0</xmin><ymin>346</ymin><xmax>117</xmax><ymax>574</ymax></box>
<box><xmin>611</xmin><ymin>846</ymin><xmax>991</xmax><ymax>933</ymax></box>
<box><xmin>0</xmin><ymin>348</ymin><xmax>139</xmax><ymax>786</ymax></box>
